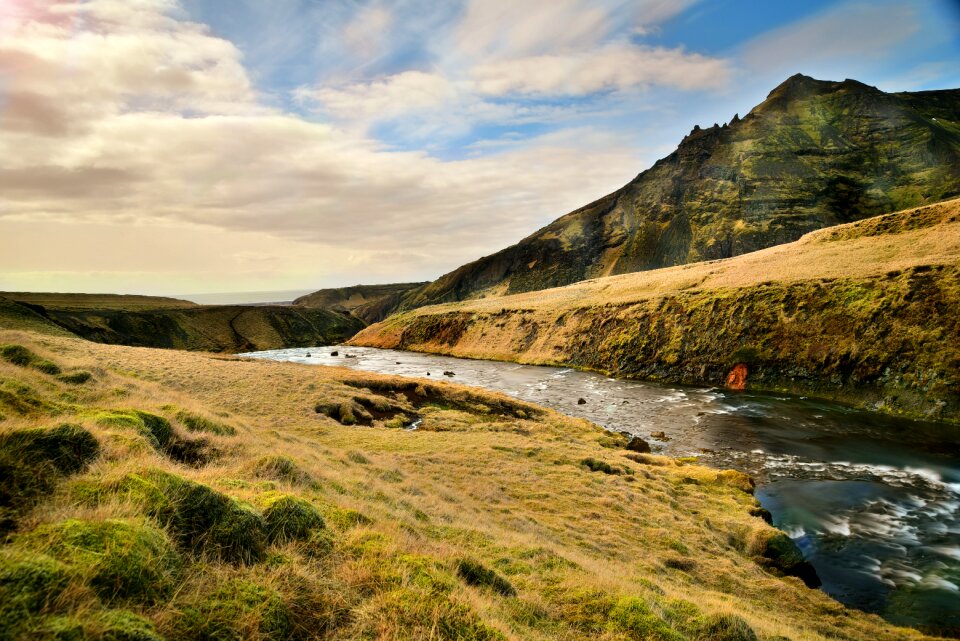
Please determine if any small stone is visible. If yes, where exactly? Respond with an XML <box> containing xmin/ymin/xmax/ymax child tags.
<box><xmin>577</xmin><ymin>398</ymin><xmax>587</xmax><ymax>405</ymax></box>
<box><xmin>330</xmin><ymin>351</ymin><xmax>339</xmax><ymax>356</ymax></box>
<box><xmin>443</xmin><ymin>371</ymin><xmax>455</xmax><ymax>377</ymax></box>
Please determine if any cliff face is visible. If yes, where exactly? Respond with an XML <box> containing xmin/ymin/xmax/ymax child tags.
<box><xmin>0</xmin><ymin>300</ymin><xmax>363</xmax><ymax>353</ymax></box>
<box><xmin>399</xmin><ymin>75</ymin><xmax>960</xmax><ymax>310</ymax></box>
<box><xmin>293</xmin><ymin>282</ymin><xmax>427</xmax><ymax>325</ymax></box>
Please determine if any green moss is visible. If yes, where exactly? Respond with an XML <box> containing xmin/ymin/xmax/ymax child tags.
<box><xmin>38</xmin><ymin>610</ymin><xmax>163</xmax><ymax>641</ymax></box>
<box><xmin>545</xmin><ymin>587</ymin><xmax>617</xmax><ymax>633</ymax></box>
<box><xmin>694</xmin><ymin>613</ymin><xmax>758</xmax><ymax>641</ymax></box>
<box><xmin>0</xmin><ymin>378</ymin><xmax>58</xmax><ymax>416</ymax></box>
<box><xmin>2</xmin><ymin>423</ymin><xmax>100</xmax><ymax>475</ymax></box>
<box><xmin>92</xmin><ymin>411</ymin><xmax>172</xmax><ymax>449</ymax></box>
<box><xmin>258</xmin><ymin>493</ymin><xmax>325</xmax><ymax>544</ymax></box>
<box><xmin>455</xmin><ymin>558</ymin><xmax>516</xmax><ymax>597</ymax></box>
<box><xmin>34</xmin><ymin>360</ymin><xmax>63</xmax><ymax>376</ymax></box>
<box><xmin>0</xmin><ymin>424</ymin><xmax>100</xmax><ymax>531</ymax></box>
<box><xmin>174</xmin><ymin>579</ymin><xmax>292</xmax><ymax>641</ymax></box>
<box><xmin>0</xmin><ymin>344</ymin><xmax>36</xmax><ymax>366</ymax></box>
<box><xmin>175</xmin><ymin>410</ymin><xmax>236</xmax><ymax>436</ymax></box>
<box><xmin>250</xmin><ymin>455</ymin><xmax>312</xmax><ymax>485</ymax></box>
<box><xmin>322</xmin><ymin>506</ymin><xmax>372</xmax><ymax>530</ymax></box>
<box><xmin>16</xmin><ymin>518</ymin><xmax>182</xmax><ymax>604</ymax></box>
<box><xmin>0</xmin><ymin>548</ymin><xmax>71</xmax><ymax>638</ymax></box>
<box><xmin>364</xmin><ymin>588</ymin><xmax>506</xmax><ymax>641</ymax></box>
<box><xmin>580</xmin><ymin>458</ymin><xmax>621</xmax><ymax>475</ymax></box>
<box><xmin>608</xmin><ymin>596</ymin><xmax>684</xmax><ymax>641</ymax></box>
<box><xmin>115</xmin><ymin>469</ymin><xmax>266</xmax><ymax>564</ymax></box>
<box><xmin>57</xmin><ymin>371</ymin><xmax>93</xmax><ymax>385</ymax></box>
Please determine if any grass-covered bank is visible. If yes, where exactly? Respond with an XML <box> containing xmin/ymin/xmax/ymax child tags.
<box><xmin>0</xmin><ymin>329</ymin><xmax>941</xmax><ymax>640</ymax></box>
<box><xmin>350</xmin><ymin>199</ymin><xmax>960</xmax><ymax>425</ymax></box>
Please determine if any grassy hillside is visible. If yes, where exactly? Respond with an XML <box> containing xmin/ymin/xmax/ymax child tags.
<box><xmin>0</xmin><ymin>328</ymin><xmax>942</xmax><ymax>640</ymax></box>
<box><xmin>294</xmin><ymin>283</ymin><xmax>427</xmax><ymax>325</ymax></box>
<box><xmin>0</xmin><ymin>297</ymin><xmax>363</xmax><ymax>354</ymax></box>
<box><xmin>396</xmin><ymin>75</ymin><xmax>960</xmax><ymax>311</ymax></box>
<box><xmin>351</xmin><ymin>199</ymin><xmax>960</xmax><ymax>424</ymax></box>
<box><xmin>0</xmin><ymin>293</ymin><xmax>198</xmax><ymax>311</ymax></box>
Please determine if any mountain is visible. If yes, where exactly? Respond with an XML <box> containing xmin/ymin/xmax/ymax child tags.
<box><xmin>397</xmin><ymin>74</ymin><xmax>960</xmax><ymax>310</ymax></box>
<box><xmin>351</xmin><ymin>198</ymin><xmax>960</xmax><ymax>424</ymax></box>
<box><xmin>293</xmin><ymin>282</ymin><xmax>427</xmax><ymax>325</ymax></box>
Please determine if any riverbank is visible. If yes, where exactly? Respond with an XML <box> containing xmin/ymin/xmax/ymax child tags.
<box><xmin>350</xmin><ymin>199</ymin><xmax>960</xmax><ymax>425</ymax></box>
<box><xmin>0</xmin><ymin>328</ymin><xmax>940</xmax><ymax>640</ymax></box>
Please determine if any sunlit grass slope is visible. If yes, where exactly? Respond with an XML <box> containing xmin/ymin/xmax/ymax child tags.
<box><xmin>351</xmin><ymin>198</ymin><xmax>960</xmax><ymax>424</ymax></box>
<box><xmin>0</xmin><ymin>329</ymin><xmax>940</xmax><ymax>640</ymax></box>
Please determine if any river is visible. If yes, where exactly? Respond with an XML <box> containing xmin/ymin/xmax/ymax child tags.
<box><xmin>242</xmin><ymin>345</ymin><xmax>960</xmax><ymax>634</ymax></box>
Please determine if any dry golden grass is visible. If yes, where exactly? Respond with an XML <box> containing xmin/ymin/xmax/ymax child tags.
<box><xmin>0</xmin><ymin>328</ymin><xmax>943</xmax><ymax>640</ymax></box>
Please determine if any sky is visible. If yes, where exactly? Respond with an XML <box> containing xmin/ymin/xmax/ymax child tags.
<box><xmin>0</xmin><ymin>0</ymin><xmax>958</xmax><ymax>299</ymax></box>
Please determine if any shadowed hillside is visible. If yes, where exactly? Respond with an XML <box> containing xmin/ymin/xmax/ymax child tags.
<box><xmin>0</xmin><ymin>295</ymin><xmax>363</xmax><ymax>353</ymax></box>
<box><xmin>352</xmin><ymin>199</ymin><xmax>960</xmax><ymax>424</ymax></box>
<box><xmin>294</xmin><ymin>282</ymin><xmax>427</xmax><ymax>324</ymax></box>
<box><xmin>397</xmin><ymin>75</ymin><xmax>960</xmax><ymax>310</ymax></box>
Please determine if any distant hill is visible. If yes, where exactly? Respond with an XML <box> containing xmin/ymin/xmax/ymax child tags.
<box><xmin>294</xmin><ymin>282</ymin><xmax>427</xmax><ymax>324</ymax></box>
<box><xmin>352</xmin><ymin>198</ymin><xmax>960</xmax><ymax>424</ymax></box>
<box><xmin>0</xmin><ymin>293</ymin><xmax>362</xmax><ymax>353</ymax></box>
<box><xmin>397</xmin><ymin>74</ymin><xmax>960</xmax><ymax>310</ymax></box>
<box><xmin>0</xmin><ymin>292</ymin><xmax>197</xmax><ymax>311</ymax></box>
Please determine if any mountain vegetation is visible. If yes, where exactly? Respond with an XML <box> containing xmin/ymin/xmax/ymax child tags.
<box><xmin>395</xmin><ymin>75</ymin><xmax>960</xmax><ymax>310</ymax></box>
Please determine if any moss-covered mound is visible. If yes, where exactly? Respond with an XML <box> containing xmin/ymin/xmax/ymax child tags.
<box><xmin>175</xmin><ymin>410</ymin><xmax>236</xmax><ymax>436</ymax></box>
<box><xmin>173</xmin><ymin>578</ymin><xmax>292</xmax><ymax>641</ymax></box>
<box><xmin>258</xmin><ymin>493</ymin><xmax>325</xmax><ymax>544</ymax></box>
<box><xmin>93</xmin><ymin>410</ymin><xmax>173</xmax><ymax>449</ymax></box>
<box><xmin>0</xmin><ymin>343</ymin><xmax>62</xmax><ymax>375</ymax></box>
<box><xmin>116</xmin><ymin>469</ymin><xmax>266</xmax><ymax>564</ymax></box>
<box><xmin>16</xmin><ymin>518</ymin><xmax>182</xmax><ymax>604</ymax></box>
<box><xmin>0</xmin><ymin>424</ymin><xmax>100</xmax><ymax>531</ymax></box>
<box><xmin>38</xmin><ymin>609</ymin><xmax>163</xmax><ymax>641</ymax></box>
<box><xmin>250</xmin><ymin>455</ymin><xmax>312</xmax><ymax>486</ymax></box>
<box><xmin>0</xmin><ymin>549</ymin><xmax>71</xmax><ymax>638</ymax></box>
<box><xmin>57</xmin><ymin>370</ymin><xmax>93</xmax><ymax>385</ymax></box>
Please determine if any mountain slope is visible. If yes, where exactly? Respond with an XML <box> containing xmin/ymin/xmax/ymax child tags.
<box><xmin>293</xmin><ymin>282</ymin><xmax>427</xmax><ymax>324</ymax></box>
<box><xmin>398</xmin><ymin>75</ymin><xmax>960</xmax><ymax>310</ymax></box>
<box><xmin>351</xmin><ymin>198</ymin><xmax>960</xmax><ymax>424</ymax></box>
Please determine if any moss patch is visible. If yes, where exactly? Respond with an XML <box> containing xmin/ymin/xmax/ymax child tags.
<box><xmin>0</xmin><ymin>549</ymin><xmax>71</xmax><ymax>638</ymax></box>
<box><xmin>258</xmin><ymin>493</ymin><xmax>325</xmax><ymax>544</ymax></box>
<box><xmin>115</xmin><ymin>469</ymin><xmax>266</xmax><ymax>564</ymax></box>
<box><xmin>175</xmin><ymin>410</ymin><xmax>236</xmax><ymax>436</ymax></box>
<box><xmin>0</xmin><ymin>424</ymin><xmax>100</xmax><ymax>531</ymax></box>
<box><xmin>16</xmin><ymin>518</ymin><xmax>182</xmax><ymax>604</ymax></box>
<box><xmin>173</xmin><ymin>578</ymin><xmax>292</xmax><ymax>641</ymax></box>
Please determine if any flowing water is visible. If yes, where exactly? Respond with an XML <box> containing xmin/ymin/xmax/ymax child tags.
<box><xmin>243</xmin><ymin>346</ymin><xmax>960</xmax><ymax>633</ymax></box>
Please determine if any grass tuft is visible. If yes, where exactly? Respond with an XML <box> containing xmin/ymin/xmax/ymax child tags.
<box><xmin>455</xmin><ymin>558</ymin><xmax>516</xmax><ymax>597</ymax></box>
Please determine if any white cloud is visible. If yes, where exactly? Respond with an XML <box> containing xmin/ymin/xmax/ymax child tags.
<box><xmin>299</xmin><ymin>71</ymin><xmax>460</xmax><ymax>122</ymax></box>
<box><xmin>741</xmin><ymin>1</ymin><xmax>920</xmax><ymax>73</ymax></box>
<box><xmin>0</xmin><ymin>1</ymin><xmax>643</xmax><ymax>292</ymax></box>
<box><xmin>472</xmin><ymin>43</ymin><xmax>732</xmax><ymax>96</ymax></box>
<box><xmin>342</xmin><ymin>4</ymin><xmax>393</xmax><ymax>59</ymax></box>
